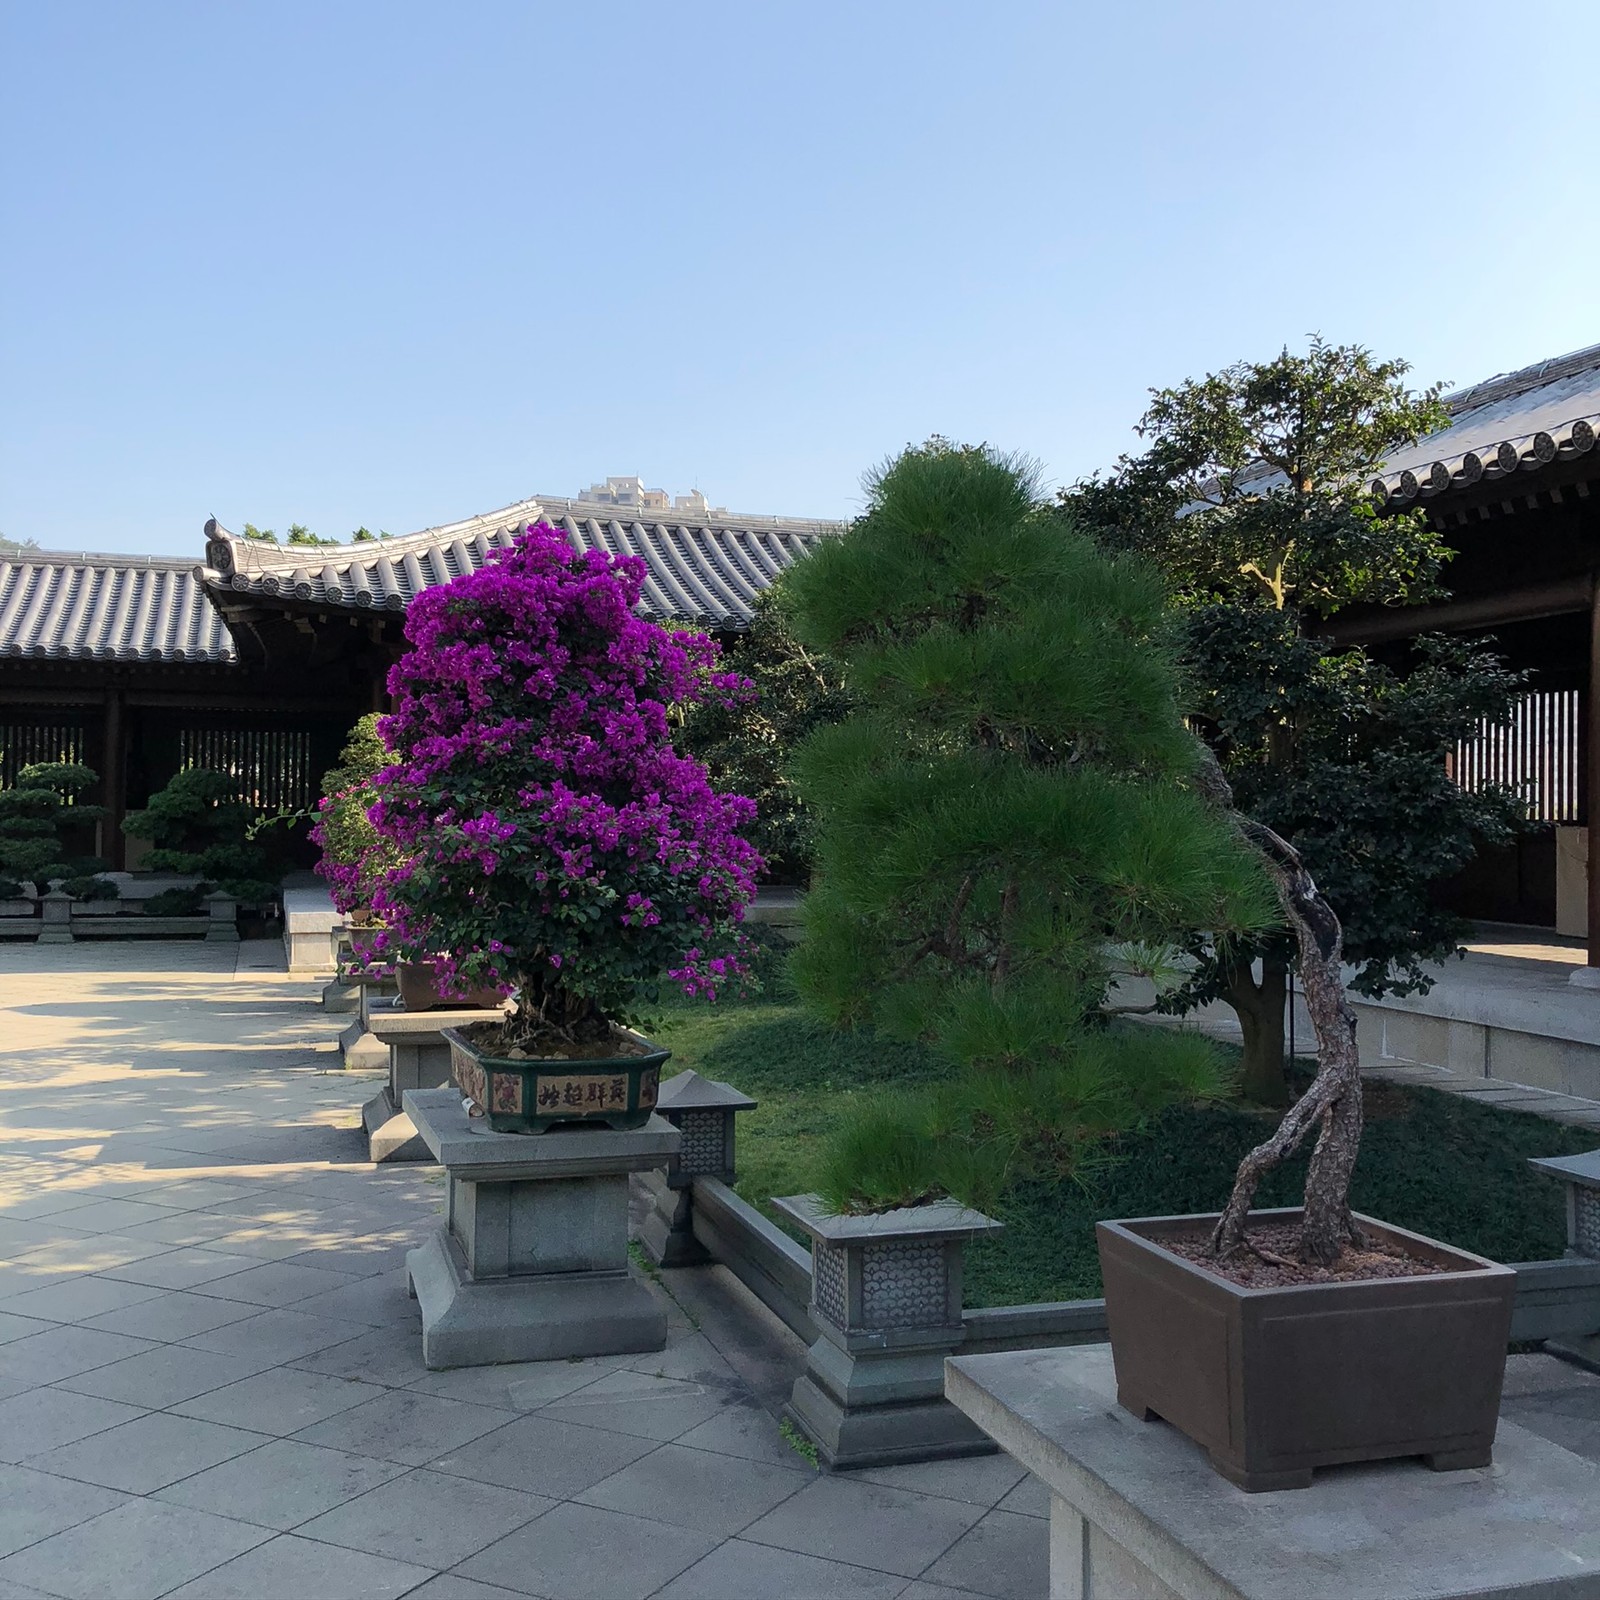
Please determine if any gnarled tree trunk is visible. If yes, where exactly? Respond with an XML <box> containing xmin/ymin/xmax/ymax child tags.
<box><xmin>1196</xmin><ymin>754</ymin><xmax>1364</xmax><ymax>1267</ymax></box>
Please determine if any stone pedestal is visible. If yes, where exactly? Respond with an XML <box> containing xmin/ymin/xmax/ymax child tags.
<box><xmin>403</xmin><ymin>1088</ymin><xmax>679</xmax><ymax>1369</ymax></box>
<box><xmin>202</xmin><ymin>891</ymin><xmax>239</xmax><ymax>942</ymax></box>
<box><xmin>774</xmin><ymin>1194</ymin><xmax>1003</xmax><ymax>1470</ymax></box>
<box><xmin>37</xmin><ymin>888</ymin><xmax>73</xmax><ymax>945</ymax></box>
<box><xmin>322</xmin><ymin>975</ymin><xmax>360</xmax><ymax>1013</ymax></box>
<box><xmin>947</xmin><ymin>1344</ymin><xmax>1600</xmax><ymax>1600</ymax></box>
<box><xmin>282</xmin><ymin>883</ymin><xmax>344</xmax><ymax>972</ymax></box>
<box><xmin>338</xmin><ymin>975</ymin><xmax>398</xmax><ymax>1071</ymax></box>
<box><xmin>1530</xmin><ymin>1147</ymin><xmax>1600</xmax><ymax>1366</ymax></box>
<box><xmin>362</xmin><ymin>999</ymin><xmax>506</xmax><ymax>1162</ymax></box>
<box><xmin>637</xmin><ymin>1069</ymin><xmax>757</xmax><ymax>1268</ymax></box>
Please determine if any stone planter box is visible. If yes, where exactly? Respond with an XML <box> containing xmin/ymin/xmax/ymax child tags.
<box><xmin>1097</xmin><ymin>1207</ymin><xmax>1516</xmax><ymax>1491</ymax></box>
<box><xmin>444</xmin><ymin>1027</ymin><xmax>667</xmax><ymax>1134</ymax></box>
<box><xmin>775</xmin><ymin>1193</ymin><xmax>1004</xmax><ymax>1470</ymax></box>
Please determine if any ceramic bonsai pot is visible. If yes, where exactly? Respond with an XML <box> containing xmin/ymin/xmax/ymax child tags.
<box><xmin>1096</xmin><ymin>1206</ymin><xmax>1516</xmax><ymax>1491</ymax></box>
<box><xmin>396</xmin><ymin>959</ymin><xmax>503</xmax><ymax>1013</ymax></box>
<box><xmin>443</xmin><ymin>1026</ymin><xmax>667</xmax><ymax>1134</ymax></box>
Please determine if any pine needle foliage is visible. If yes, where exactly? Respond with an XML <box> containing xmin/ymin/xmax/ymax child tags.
<box><xmin>783</xmin><ymin>441</ymin><xmax>1276</xmax><ymax>1210</ymax></box>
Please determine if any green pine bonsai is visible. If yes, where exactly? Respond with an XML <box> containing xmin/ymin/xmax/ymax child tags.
<box><xmin>781</xmin><ymin>441</ymin><xmax>1277</xmax><ymax>1212</ymax></box>
<box><xmin>0</xmin><ymin>762</ymin><xmax>110</xmax><ymax>898</ymax></box>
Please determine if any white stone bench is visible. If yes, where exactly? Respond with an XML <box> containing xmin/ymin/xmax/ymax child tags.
<box><xmin>281</xmin><ymin>884</ymin><xmax>341</xmax><ymax>972</ymax></box>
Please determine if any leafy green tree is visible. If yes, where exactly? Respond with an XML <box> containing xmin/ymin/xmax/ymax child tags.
<box><xmin>286</xmin><ymin>523</ymin><xmax>337</xmax><ymax>547</ymax></box>
<box><xmin>123</xmin><ymin>769</ymin><xmax>281</xmax><ymax>902</ymax></box>
<box><xmin>0</xmin><ymin>534</ymin><xmax>42</xmax><ymax>557</ymax></box>
<box><xmin>351</xmin><ymin>527</ymin><xmax>376</xmax><ymax>542</ymax></box>
<box><xmin>310</xmin><ymin>714</ymin><xmax>406</xmax><ymax>913</ymax></box>
<box><xmin>1072</xmin><ymin>340</ymin><xmax>1527</xmax><ymax>1103</ymax></box>
<box><xmin>782</xmin><ymin>441</ymin><xmax>1276</xmax><ymax>1208</ymax></box>
<box><xmin>241</xmin><ymin>523</ymin><xmax>277</xmax><ymax>543</ymax></box>
<box><xmin>675</xmin><ymin>583</ymin><xmax>853</xmax><ymax>883</ymax></box>
<box><xmin>0</xmin><ymin>763</ymin><xmax>108</xmax><ymax>896</ymax></box>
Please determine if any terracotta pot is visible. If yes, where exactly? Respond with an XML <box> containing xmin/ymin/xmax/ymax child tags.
<box><xmin>396</xmin><ymin>959</ymin><xmax>502</xmax><ymax>1013</ymax></box>
<box><xmin>1096</xmin><ymin>1207</ymin><xmax>1515</xmax><ymax>1491</ymax></box>
<box><xmin>444</xmin><ymin>1026</ymin><xmax>668</xmax><ymax>1134</ymax></box>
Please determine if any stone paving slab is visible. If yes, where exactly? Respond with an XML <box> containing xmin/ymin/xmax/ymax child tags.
<box><xmin>0</xmin><ymin>942</ymin><xmax>1043</xmax><ymax>1597</ymax></box>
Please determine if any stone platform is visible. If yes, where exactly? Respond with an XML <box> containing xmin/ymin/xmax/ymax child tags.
<box><xmin>337</xmin><ymin>974</ymin><xmax>398</xmax><ymax>1071</ymax></box>
<box><xmin>404</xmin><ymin>1088</ymin><xmax>679</xmax><ymax>1369</ymax></box>
<box><xmin>947</xmin><ymin>1343</ymin><xmax>1600</xmax><ymax>1600</ymax></box>
<box><xmin>360</xmin><ymin>998</ymin><xmax>505</xmax><ymax>1162</ymax></box>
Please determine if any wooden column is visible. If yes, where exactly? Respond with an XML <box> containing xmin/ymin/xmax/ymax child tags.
<box><xmin>102</xmin><ymin>689</ymin><xmax>126</xmax><ymax>870</ymax></box>
<box><xmin>1589</xmin><ymin>579</ymin><xmax>1600</xmax><ymax>966</ymax></box>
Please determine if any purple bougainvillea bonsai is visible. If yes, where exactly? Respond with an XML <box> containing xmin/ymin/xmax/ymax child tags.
<box><xmin>368</xmin><ymin>521</ymin><xmax>763</xmax><ymax>1051</ymax></box>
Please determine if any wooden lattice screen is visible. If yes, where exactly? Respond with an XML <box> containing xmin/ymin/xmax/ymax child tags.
<box><xmin>179</xmin><ymin>727</ymin><xmax>315</xmax><ymax>812</ymax></box>
<box><xmin>1449</xmin><ymin>688</ymin><xmax>1582</xmax><ymax>824</ymax></box>
<box><xmin>0</xmin><ymin>723</ymin><xmax>87</xmax><ymax>790</ymax></box>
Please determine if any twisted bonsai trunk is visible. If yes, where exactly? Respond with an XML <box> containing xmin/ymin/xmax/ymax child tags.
<box><xmin>1196</xmin><ymin>753</ymin><xmax>1365</xmax><ymax>1267</ymax></box>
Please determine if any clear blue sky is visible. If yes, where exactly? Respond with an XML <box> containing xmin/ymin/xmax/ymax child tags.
<box><xmin>4</xmin><ymin>1</ymin><xmax>1597</xmax><ymax>558</ymax></box>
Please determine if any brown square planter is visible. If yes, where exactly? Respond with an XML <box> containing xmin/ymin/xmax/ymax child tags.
<box><xmin>1096</xmin><ymin>1207</ymin><xmax>1515</xmax><ymax>1491</ymax></box>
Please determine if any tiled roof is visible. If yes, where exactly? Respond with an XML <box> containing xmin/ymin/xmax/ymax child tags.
<box><xmin>1372</xmin><ymin>342</ymin><xmax>1600</xmax><ymax>507</ymax></box>
<box><xmin>199</xmin><ymin>495</ymin><xmax>838</xmax><ymax>629</ymax></box>
<box><xmin>0</xmin><ymin>555</ymin><xmax>236</xmax><ymax>663</ymax></box>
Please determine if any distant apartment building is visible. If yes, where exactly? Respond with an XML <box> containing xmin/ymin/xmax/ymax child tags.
<box><xmin>575</xmin><ymin>477</ymin><xmax>726</xmax><ymax>520</ymax></box>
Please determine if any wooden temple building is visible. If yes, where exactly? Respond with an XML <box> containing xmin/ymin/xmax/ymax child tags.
<box><xmin>3</xmin><ymin>342</ymin><xmax>1599</xmax><ymax>957</ymax></box>
<box><xmin>1325</xmin><ymin>341</ymin><xmax>1600</xmax><ymax>963</ymax></box>
<box><xmin>0</xmin><ymin>496</ymin><xmax>832</xmax><ymax>869</ymax></box>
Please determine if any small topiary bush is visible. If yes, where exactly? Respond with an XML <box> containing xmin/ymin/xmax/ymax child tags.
<box><xmin>0</xmin><ymin>762</ymin><xmax>108</xmax><ymax>896</ymax></box>
<box><xmin>123</xmin><ymin>768</ymin><xmax>280</xmax><ymax>902</ymax></box>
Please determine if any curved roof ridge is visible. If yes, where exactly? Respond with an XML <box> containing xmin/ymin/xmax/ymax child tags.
<box><xmin>199</xmin><ymin>495</ymin><xmax>839</xmax><ymax>629</ymax></box>
<box><xmin>3</xmin><ymin>549</ymin><xmax>205</xmax><ymax>571</ymax></box>
<box><xmin>1442</xmin><ymin>341</ymin><xmax>1600</xmax><ymax>416</ymax></box>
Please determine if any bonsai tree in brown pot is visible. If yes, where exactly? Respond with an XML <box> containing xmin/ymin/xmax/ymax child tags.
<box><xmin>1094</xmin><ymin>711</ymin><xmax>1518</xmax><ymax>1493</ymax></box>
<box><xmin>784</xmin><ymin>438</ymin><xmax>1518</xmax><ymax>1491</ymax></box>
<box><xmin>367</xmin><ymin>520</ymin><xmax>764</xmax><ymax>1130</ymax></box>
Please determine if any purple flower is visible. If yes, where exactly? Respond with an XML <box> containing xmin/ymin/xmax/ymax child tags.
<box><xmin>362</xmin><ymin>521</ymin><xmax>763</xmax><ymax>1021</ymax></box>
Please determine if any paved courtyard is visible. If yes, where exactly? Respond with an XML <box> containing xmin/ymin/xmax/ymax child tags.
<box><xmin>0</xmin><ymin>941</ymin><xmax>1049</xmax><ymax>1600</ymax></box>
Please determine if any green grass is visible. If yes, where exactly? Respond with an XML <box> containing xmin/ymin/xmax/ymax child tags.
<box><xmin>649</xmin><ymin>981</ymin><xmax>1592</xmax><ymax>1307</ymax></box>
